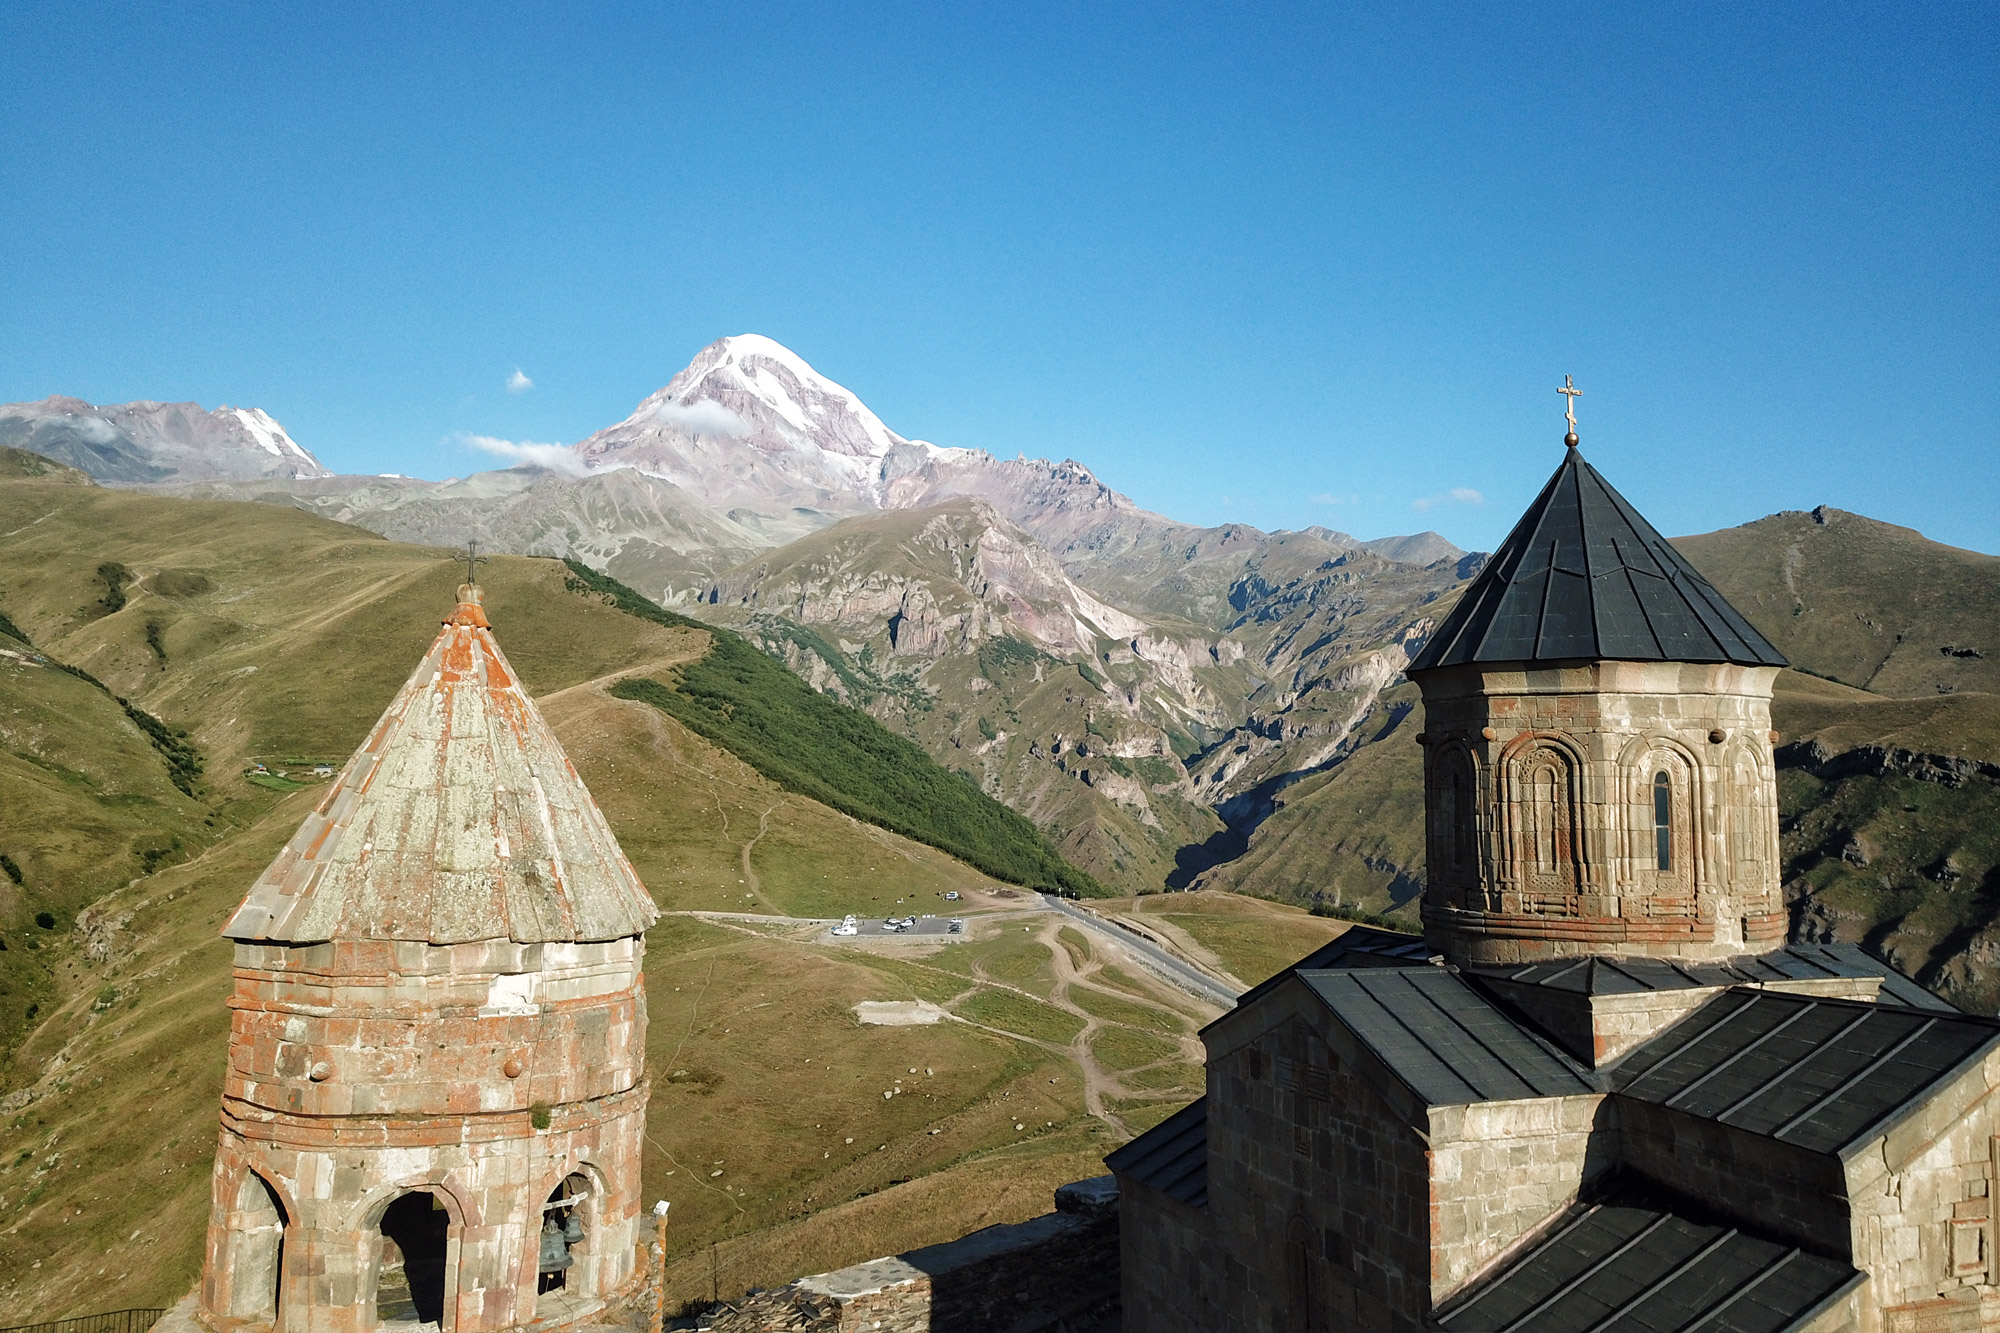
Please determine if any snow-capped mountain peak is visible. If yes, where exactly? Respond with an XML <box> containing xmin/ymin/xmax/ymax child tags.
<box><xmin>222</xmin><ymin>406</ymin><xmax>322</xmax><ymax>468</ymax></box>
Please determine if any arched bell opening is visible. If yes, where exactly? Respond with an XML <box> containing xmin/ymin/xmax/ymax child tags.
<box><xmin>223</xmin><ymin>1170</ymin><xmax>290</xmax><ymax>1326</ymax></box>
<box><xmin>535</xmin><ymin>1173</ymin><xmax>595</xmax><ymax>1306</ymax></box>
<box><xmin>376</xmin><ymin>1190</ymin><xmax>452</xmax><ymax>1329</ymax></box>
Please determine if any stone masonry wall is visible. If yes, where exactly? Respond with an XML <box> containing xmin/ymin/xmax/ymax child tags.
<box><xmin>1615</xmin><ymin>1099</ymin><xmax>1852</xmax><ymax>1254</ymax></box>
<box><xmin>1427</xmin><ymin>1094</ymin><xmax>1609</xmax><ymax>1301</ymax></box>
<box><xmin>202</xmin><ymin>936</ymin><xmax>648</xmax><ymax>1333</ymax></box>
<box><xmin>1846</xmin><ymin>1046</ymin><xmax>2000</xmax><ymax>1333</ymax></box>
<box><xmin>1116</xmin><ymin>1180</ymin><xmax>1212</xmax><ymax>1333</ymax></box>
<box><xmin>705</xmin><ymin>1178</ymin><xmax>1119</xmax><ymax>1333</ymax></box>
<box><xmin>1418</xmin><ymin>660</ymin><xmax>1785</xmax><ymax>963</ymax></box>
<box><xmin>1206</xmin><ymin>1014</ymin><xmax>1432</xmax><ymax>1332</ymax></box>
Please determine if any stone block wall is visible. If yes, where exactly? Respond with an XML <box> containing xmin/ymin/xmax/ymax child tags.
<box><xmin>1616</xmin><ymin>1099</ymin><xmax>1852</xmax><ymax>1254</ymax></box>
<box><xmin>1427</xmin><ymin>1094</ymin><xmax>1609</xmax><ymax>1301</ymax></box>
<box><xmin>1416</xmin><ymin>660</ymin><xmax>1785</xmax><ymax>963</ymax></box>
<box><xmin>1205</xmin><ymin>1015</ymin><xmax>1431</xmax><ymax>1331</ymax></box>
<box><xmin>704</xmin><ymin>1179</ymin><xmax>1120</xmax><ymax>1333</ymax></box>
<box><xmin>201</xmin><ymin>936</ymin><xmax>649</xmax><ymax>1333</ymax></box>
<box><xmin>1847</xmin><ymin>1047</ymin><xmax>2000</xmax><ymax>1332</ymax></box>
<box><xmin>1116</xmin><ymin>1179</ymin><xmax>1212</xmax><ymax>1333</ymax></box>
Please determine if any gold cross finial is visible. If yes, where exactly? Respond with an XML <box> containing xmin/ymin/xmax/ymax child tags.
<box><xmin>1558</xmin><ymin>376</ymin><xmax>1582</xmax><ymax>447</ymax></box>
<box><xmin>458</xmin><ymin>540</ymin><xmax>489</xmax><ymax>585</ymax></box>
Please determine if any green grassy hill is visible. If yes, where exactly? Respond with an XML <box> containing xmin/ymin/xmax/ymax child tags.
<box><xmin>566</xmin><ymin>559</ymin><xmax>1099</xmax><ymax>897</ymax></box>
<box><xmin>0</xmin><ymin>477</ymin><xmax>1236</xmax><ymax>1320</ymax></box>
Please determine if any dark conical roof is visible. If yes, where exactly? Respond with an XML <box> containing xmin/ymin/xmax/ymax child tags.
<box><xmin>1409</xmin><ymin>446</ymin><xmax>1787</xmax><ymax>672</ymax></box>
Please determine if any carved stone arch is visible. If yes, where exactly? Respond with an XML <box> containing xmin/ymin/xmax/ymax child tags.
<box><xmin>217</xmin><ymin>1163</ymin><xmax>294</xmax><ymax>1326</ymax></box>
<box><xmin>353</xmin><ymin>1173</ymin><xmax>475</xmax><ymax>1233</ymax></box>
<box><xmin>1721</xmin><ymin>734</ymin><xmax>1776</xmax><ymax>882</ymax></box>
<box><xmin>357</xmin><ymin>1179</ymin><xmax>469</xmax><ymax>1333</ymax></box>
<box><xmin>1622</xmin><ymin>735</ymin><xmax>1702</xmax><ymax>900</ymax></box>
<box><xmin>1497</xmin><ymin>732</ymin><xmax>1588</xmax><ymax>901</ymax></box>
<box><xmin>1285</xmin><ymin>1213</ymin><xmax>1326</xmax><ymax>1332</ymax></box>
<box><xmin>1426</xmin><ymin>741</ymin><xmax>1482</xmax><ymax>889</ymax></box>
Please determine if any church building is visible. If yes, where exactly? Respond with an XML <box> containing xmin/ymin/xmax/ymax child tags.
<box><xmin>198</xmin><ymin>579</ymin><xmax>657</xmax><ymax>1333</ymax></box>
<box><xmin>1111</xmin><ymin>406</ymin><xmax>2000</xmax><ymax>1333</ymax></box>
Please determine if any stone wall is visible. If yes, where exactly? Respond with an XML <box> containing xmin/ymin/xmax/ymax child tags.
<box><xmin>201</xmin><ymin>936</ymin><xmax>649</xmax><ymax>1333</ymax></box>
<box><xmin>1115</xmin><ymin>1180</ymin><xmax>1212</xmax><ymax>1333</ymax></box>
<box><xmin>1416</xmin><ymin>660</ymin><xmax>1785</xmax><ymax>963</ymax></box>
<box><xmin>1205</xmin><ymin>1012</ymin><xmax>1432</xmax><ymax>1332</ymax></box>
<box><xmin>1848</xmin><ymin>1046</ymin><xmax>2000</xmax><ymax>1332</ymax></box>
<box><xmin>1427</xmin><ymin>1094</ymin><xmax>1609</xmax><ymax>1301</ymax></box>
<box><xmin>1615</xmin><ymin>1100</ymin><xmax>1852</xmax><ymax>1254</ymax></box>
<box><xmin>703</xmin><ymin>1178</ymin><xmax>1119</xmax><ymax>1333</ymax></box>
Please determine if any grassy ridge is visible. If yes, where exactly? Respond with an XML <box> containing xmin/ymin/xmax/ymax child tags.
<box><xmin>563</xmin><ymin>560</ymin><xmax>1102</xmax><ymax>897</ymax></box>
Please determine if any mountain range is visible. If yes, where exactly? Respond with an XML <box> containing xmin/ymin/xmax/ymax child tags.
<box><xmin>6</xmin><ymin>337</ymin><xmax>1992</xmax><ymax>941</ymax></box>
<box><xmin>22</xmin><ymin>336</ymin><xmax>1468</xmax><ymax>892</ymax></box>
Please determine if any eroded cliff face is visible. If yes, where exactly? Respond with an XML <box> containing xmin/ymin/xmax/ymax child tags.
<box><xmin>686</xmin><ymin>498</ymin><xmax>1472</xmax><ymax>892</ymax></box>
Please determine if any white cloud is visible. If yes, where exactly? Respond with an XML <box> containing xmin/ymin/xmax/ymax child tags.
<box><xmin>1412</xmin><ymin>487</ymin><xmax>1484</xmax><ymax>512</ymax></box>
<box><xmin>506</xmin><ymin>369</ymin><xmax>534</xmax><ymax>394</ymax></box>
<box><xmin>460</xmin><ymin>433</ymin><xmax>591</xmax><ymax>477</ymax></box>
<box><xmin>654</xmin><ymin>398</ymin><xmax>748</xmax><ymax>436</ymax></box>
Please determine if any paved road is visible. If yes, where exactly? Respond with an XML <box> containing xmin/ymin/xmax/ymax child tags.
<box><xmin>1039</xmin><ymin>895</ymin><xmax>1242</xmax><ymax>1009</ymax></box>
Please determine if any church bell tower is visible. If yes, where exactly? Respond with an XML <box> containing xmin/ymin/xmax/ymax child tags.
<box><xmin>1405</xmin><ymin>383</ymin><xmax>1791</xmax><ymax>964</ymax></box>
<box><xmin>199</xmin><ymin>577</ymin><xmax>658</xmax><ymax>1333</ymax></box>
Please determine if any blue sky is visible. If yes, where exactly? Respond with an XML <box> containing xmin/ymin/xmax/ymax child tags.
<box><xmin>2</xmin><ymin>3</ymin><xmax>1994</xmax><ymax>554</ymax></box>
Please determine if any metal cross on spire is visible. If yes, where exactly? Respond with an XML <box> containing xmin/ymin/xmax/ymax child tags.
<box><xmin>458</xmin><ymin>540</ymin><xmax>489</xmax><ymax>585</ymax></box>
<box><xmin>1559</xmin><ymin>376</ymin><xmax>1582</xmax><ymax>447</ymax></box>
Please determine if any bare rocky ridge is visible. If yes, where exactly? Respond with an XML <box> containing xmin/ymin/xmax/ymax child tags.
<box><xmin>0</xmin><ymin>396</ymin><xmax>329</xmax><ymax>484</ymax></box>
<box><xmin>54</xmin><ymin>335</ymin><xmax>1471</xmax><ymax>892</ymax></box>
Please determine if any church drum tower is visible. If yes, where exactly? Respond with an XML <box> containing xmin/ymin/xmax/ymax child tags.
<box><xmin>1405</xmin><ymin>392</ymin><xmax>1792</xmax><ymax>964</ymax></box>
<box><xmin>198</xmin><ymin>581</ymin><xmax>658</xmax><ymax>1333</ymax></box>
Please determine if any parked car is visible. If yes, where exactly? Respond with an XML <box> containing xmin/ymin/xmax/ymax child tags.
<box><xmin>832</xmin><ymin>915</ymin><xmax>858</xmax><ymax>937</ymax></box>
<box><xmin>943</xmin><ymin>891</ymin><xmax>959</xmax><ymax>901</ymax></box>
<box><xmin>947</xmin><ymin>919</ymin><xmax>965</xmax><ymax>934</ymax></box>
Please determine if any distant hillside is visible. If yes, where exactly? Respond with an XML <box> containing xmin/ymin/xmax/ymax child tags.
<box><xmin>1673</xmin><ymin>506</ymin><xmax>2000</xmax><ymax>696</ymax></box>
<box><xmin>0</xmin><ymin>397</ymin><xmax>329</xmax><ymax>484</ymax></box>
<box><xmin>0</xmin><ymin>475</ymin><xmax>1135</xmax><ymax>1319</ymax></box>
<box><xmin>563</xmin><ymin>559</ymin><xmax>1101</xmax><ymax>896</ymax></box>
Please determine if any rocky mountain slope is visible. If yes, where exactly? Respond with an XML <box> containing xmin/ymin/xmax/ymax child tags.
<box><xmin>0</xmin><ymin>396</ymin><xmax>329</xmax><ymax>483</ymax></box>
<box><xmin>44</xmin><ymin>337</ymin><xmax>1468</xmax><ymax>892</ymax></box>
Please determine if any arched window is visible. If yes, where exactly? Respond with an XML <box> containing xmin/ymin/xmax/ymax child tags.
<box><xmin>377</xmin><ymin>1191</ymin><xmax>451</xmax><ymax>1328</ymax></box>
<box><xmin>1539</xmin><ymin>769</ymin><xmax>1562</xmax><ymax>870</ymax></box>
<box><xmin>223</xmin><ymin>1172</ymin><xmax>288</xmax><ymax>1325</ymax></box>
<box><xmin>537</xmin><ymin>1173</ymin><xmax>596</xmax><ymax>1311</ymax></box>
<box><xmin>1653</xmin><ymin>772</ymin><xmax>1672</xmax><ymax>872</ymax></box>
<box><xmin>1451</xmin><ymin>768</ymin><xmax>1475</xmax><ymax>869</ymax></box>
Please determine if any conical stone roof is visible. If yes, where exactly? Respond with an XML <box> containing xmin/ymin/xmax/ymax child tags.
<box><xmin>222</xmin><ymin>585</ymin><xmax>659</xmax><ymax>945</ymax></box>
<box><xmin>1409</xmin><ymin>445</ymin><xmax>1787</xmax><ymax>672</ymax></box>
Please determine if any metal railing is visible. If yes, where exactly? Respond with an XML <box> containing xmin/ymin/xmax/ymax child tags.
<box><xmin>0</xmin><ymin>1310</ymin><xmax>166</xmax><ymax>1333</ymax></box>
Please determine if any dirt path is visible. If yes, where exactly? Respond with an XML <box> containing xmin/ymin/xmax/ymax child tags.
<box><xmin>531</xmin><ymin>652</ymin><xmax>697</xmax><ymax>709</ymax></box>
<box><xmin>1124</xmin><ymin>903</ymin><xmax>1249</xmax><ymax>991</ymax></box>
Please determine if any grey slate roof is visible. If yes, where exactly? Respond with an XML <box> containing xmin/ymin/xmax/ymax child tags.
<box><xmin>1230</xmin><ymin>925</ymin><xmax>1432</xmax><ymax>1011</ymax></box>
<box><xmin>1104</xmin><ymin>1096</ymin><xmax>1207</xmax><ymax>1208</ymax></box>
<box><xmin>1469</xmin><ymin>943</ymin><xmax>1957</xmax><ymax>1013</ymax></box>
<box><xmin>1301</xmin><ymin>967</ymin><xmax>1595</xmax><ymax>1105</ymax></box>
<box><xmin>1408</xmin><ymin>447</ymin><xmax>1788</xmax><ymax>671</ymax></box>
<box><xmin>1438</xmin><ymin>1198</ymin><xmax>1861</xmax><ymax>1333</ymax></box>
<box><xmin>222</xmin><ymin>588</ymin><xmax>659</xmax><ymax>946</ymax></box>
<box><xmin>1615</xmin><ymin>989</ymin><xmax>2000</xmax><ymax>1155</ymax></box>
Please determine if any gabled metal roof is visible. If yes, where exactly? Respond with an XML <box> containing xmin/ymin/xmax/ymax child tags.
<box><xmin>1437</xmin><ymin>1197</ymin><xmax>1862</xmax><ymax>1333</ymax></box>
<box><xmin>222</xmin><ymin>586</ymin><xmax>660</xmax><ymax>945</ymax></box>
<box><xmin>1408</xmin><ymin>446</ymin><xmax>1787</xmax><ymax>671</ymax></box>
<box><xmin>1614</xmin><ymin>989</ymin><xmax>2000</xmax><ymax>1155</ymax></box>
<box><xmin>1104</xmin><ymin>1096</ymin><xmax>1207</xmax><ymax>1208</ymax></box>
<box><xmin>1228</xmin><ymin>924</ymin><xmax>1433</xmax><ymax>1012</ymax></box>
<box><xmin>1301</xmin><ymin>967</ymin><xmax>1596</xmax><ymax>1106</ymax></box>
<box><xmin>1467</xmin><ymin>943</ymin><xmax>1957</xmax><ymax>1013</ymax></box>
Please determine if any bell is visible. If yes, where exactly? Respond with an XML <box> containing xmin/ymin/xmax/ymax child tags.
<box><xmin>537</xmin><ymin>1218</ymin><xmax>573</xmax><ymax>1274</ymax></box>
<box><xmin>561</xmin><ymin>1211</ymin><xmax>585</xmax><ymax>1245</ymax></box>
